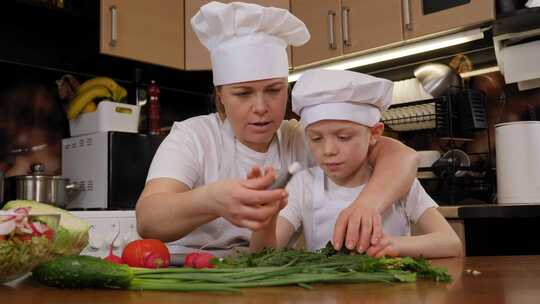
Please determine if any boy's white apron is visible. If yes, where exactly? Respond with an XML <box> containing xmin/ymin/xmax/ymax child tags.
<box><xmin>305</xmin><ymin>167</ymin><xmax>410</xmax><ymax>252</ymax></box>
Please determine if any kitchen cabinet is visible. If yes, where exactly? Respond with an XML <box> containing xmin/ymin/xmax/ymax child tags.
<box><xmin>291</xmin><ymin>0</ymin><xmax>494</xmax><ymax>68</ymax></box>
<box><xmin>403</xmin><ymin>0</ymin><xmax>495</xmax><ymax>39</ymax></box>
<box><xmin>290</xmin><ymin>0</ymin><xmax>342</xmax><ymax>67</ymax></box>
<box><xmin>291</xmin><ymin>0</ymin><xmax>403</xmax><ymax>67</ymax></box>
<box><xmin>100</xmin><ymin>0</ymin><xmax>185</xmax><ymax>69</ymax></box>
<box><xmin>340</xmin><ymin>0</ymin><xmax>404</xmax><ymax>55</ymax></box>
<box><xmin>184</xmin><ymin>0</ymin><xmax>291</xmax><ymax>70</ymax></box>
<box><xmin>438</xmin><ymin>205</ymin><xmax>540</xmax><ymax>256</ymax></box>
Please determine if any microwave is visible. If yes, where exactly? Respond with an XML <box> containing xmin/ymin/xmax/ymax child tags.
<box><xmin>62</xmin><ymin>132</ymin><xmax>164</xmax><ymax>210</ymax></box>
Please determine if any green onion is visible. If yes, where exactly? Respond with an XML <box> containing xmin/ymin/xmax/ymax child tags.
<box><xmin>32</xmin><ymin>242</ymin><xmax>451</xmax><ymax>293</ymax></box>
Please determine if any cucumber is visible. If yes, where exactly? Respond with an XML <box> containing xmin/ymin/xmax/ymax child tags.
<box><xmin>32</xmin><ymin>255</ymin><xmax>134</xmax><ymax>289</ymax></box>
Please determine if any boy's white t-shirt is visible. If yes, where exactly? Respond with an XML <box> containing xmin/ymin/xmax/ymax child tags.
<box><xmin>145</xmin><ymin>113</ymin><xmax>313</xmax><ymax>256</ymax></box>
<box><xmin>280</xmin><ymin>167</ymin><xmax>438</xmax><ymax>251</ymax></box>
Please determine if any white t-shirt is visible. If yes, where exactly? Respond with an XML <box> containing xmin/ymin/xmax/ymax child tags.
<box><xmin>146</xmin><ymin>113</ymin><xmax>313</xmax><ymax>255</ymax></box>
<box><xmin>280</xmin><ymin>167</ymin><xmax>438</xmax><ymax>251</ymax></box>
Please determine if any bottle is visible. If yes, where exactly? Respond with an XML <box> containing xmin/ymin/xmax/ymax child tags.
<box><xmin>147</xmin><ymin>80</ymin><xmax>161</xmax><ymax>135</ymax></box>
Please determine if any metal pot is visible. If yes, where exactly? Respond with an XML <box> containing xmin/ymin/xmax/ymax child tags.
<box><xmin>5</xmin><ymin>163</ymin><xmax>79</xmax><ymax>208</ymax></box>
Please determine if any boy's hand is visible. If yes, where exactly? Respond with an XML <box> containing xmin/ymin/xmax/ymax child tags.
<box><xmin>365</xmin><ymin>233</ymin><xmax>399</xmax><ymax>258</ymax></box>
<box><xmin>332</xmin><ymin>202</ymin><xmax>383</xmax><ymax>253</ymax></box>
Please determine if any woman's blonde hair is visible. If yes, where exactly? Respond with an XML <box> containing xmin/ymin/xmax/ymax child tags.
<box><xmin>212</xmin><ymin>87</ymin><xmax>226</xmax><ymax>120</ymax></box>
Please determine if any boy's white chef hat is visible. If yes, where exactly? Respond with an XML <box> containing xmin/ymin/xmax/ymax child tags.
<box><xmin>292</xmin><ymin>69</ymin><xmax>393</xmax><ymax>127</ymax></box>
<box><xmin>191</xmin><ymin>1</ymin><xmax>310</xmax><ymax>86</ymax></box>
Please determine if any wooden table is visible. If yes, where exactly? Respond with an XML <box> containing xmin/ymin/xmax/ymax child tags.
<box><xmin>2</xmin><ymin>256</ymin><xmax>540</xmax><ymax>304</ymax></box>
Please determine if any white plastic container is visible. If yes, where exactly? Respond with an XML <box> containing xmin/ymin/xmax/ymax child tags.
<box><xmin>495</xmin><ymin>121</ymin><xmax>540</xmax><ymax>205</ymax></box>
<box><xmin>69</xmin><ymin>101</ymin><xmax>140</xmax><ymax>136</ymax></box>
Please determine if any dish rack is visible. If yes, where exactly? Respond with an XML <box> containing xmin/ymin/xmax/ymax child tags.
<box><xmin>382</xmin><ymin>89</ymin><xmax>487</xmax><ymax>137</ymax></box>
<box><xmin>383</xmin><ymin>89</ymin><xmax>494</xmax><ymax>205</ymax></box>
<box><xmin>382</xmin><ymin>101</ymin><xmax>436</xmax><ymax>131</ymax></box>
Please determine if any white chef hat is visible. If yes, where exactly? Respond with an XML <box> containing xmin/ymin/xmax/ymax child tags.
<box><xmin>191</xmin><ymin>1</ymin><xmax>310</xmax><ymax>86</ymax></box>
<box><xmin>292</xmin><ymin>69</ymin><xmax>393</xmax><ymax>127</ymax></box>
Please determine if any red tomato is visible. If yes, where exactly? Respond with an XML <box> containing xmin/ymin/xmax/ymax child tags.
<box><xmin>0</xmin><ymin>235</ymin><xmax>5</xmax><ymax>241</ymax></box>
<box><xmin>43</xmin><ymin>227</ymin><xmax>55</xmax><ymax>241</ymax></box>
<box><xmin>28</xmin><ymin>222</ymin><xmax>54</xmax><ymax>240</ymax></box>
<box><xmin>122</xmin><ymin>239</ymin><xmax>170</xmax><ymax>268</ymax></box>
<box><xmin>16</xmin><ymin>234</ymin><xmax>33</xmax><ymax>241</ymax></box>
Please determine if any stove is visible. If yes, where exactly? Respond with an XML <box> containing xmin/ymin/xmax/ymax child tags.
<box><xmin>70</xmin><ymin>210</ymin><xmax>185</xmax><ymax>265</ymax></box>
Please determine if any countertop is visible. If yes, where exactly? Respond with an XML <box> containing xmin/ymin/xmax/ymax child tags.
<box><xmin>438</xmin><ymin>204</ymin><xmax>540</xmax><ymax>219</ymax></box>
<box><xmin>2</xmin><ymin>255</ymin><xmax>540</xmax><ymax>304</ymax></box>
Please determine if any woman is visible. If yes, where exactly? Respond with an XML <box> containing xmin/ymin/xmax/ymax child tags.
<box><xmin>136</xmin><ymin>2</ymin><xmax>418</xmax><ymax>256</ymax></box>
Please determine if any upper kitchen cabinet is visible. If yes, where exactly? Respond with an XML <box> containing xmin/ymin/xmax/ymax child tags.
<box><xmin>403</xmin><ymin>0</ymin><xmax>495</xmax><ymax>39</ymax></box>
<box><xmin>341</xmin><ymin>0</ymin><xmax>403</xmax><ymax>55</ymax></box>
<box><xmin>292</xmin><ymin>0</ymin><xmax>495</xmax><ymax>68</ymax></box>
<box><xmin>100</xmin><ymin>0</ymin><xmax>185</xmax><ymax>69</ymax></box>
<box><xmin>290</xmin><ymin>0</ymin><xmax>342</xmax><ymax>67</ymax></box>
<box><xmin>291</xmin><ymin>0</ymin><xmax>403</xmax><ymax>67</ymax></box>
<box><xmin>185</xmin><ymin>0</ymin><xmax>291</xmax><ymax>70</ymax></box>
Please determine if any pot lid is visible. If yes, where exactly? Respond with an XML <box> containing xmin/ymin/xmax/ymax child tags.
<box><xmin>12</xmin><ymin>175</ymin><xmax>66</xmax><ymax>181</ymax></box>
<box><xmin>10</xmin><ymin>163</ymin><xmax>67</xmax><ymax>180</ymax></box>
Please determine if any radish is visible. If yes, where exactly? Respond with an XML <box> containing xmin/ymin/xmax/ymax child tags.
<box><xmin>104</xmin><ymin>232</ymin><xmax>124</xmax><ymax>265</ymax></box>
<box><xmin>194</xmin><ymin>253</ymin><xmax>215</xmax><ymax>269</ymax></box>
<box><xmin>183</xmin><ymin>252</ymin><xmax>215</xmax><ymax>269</ymax></box>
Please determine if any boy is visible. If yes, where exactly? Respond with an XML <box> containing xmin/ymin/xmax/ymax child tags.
<box><xmin>250</xmin><ymin>69</ymin><xmax>462</xmax><ymax>258</ymax></box>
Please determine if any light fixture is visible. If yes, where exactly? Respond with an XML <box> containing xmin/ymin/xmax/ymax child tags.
<box><xmin>288</xmin><ymin>28</ymin><xmax>485</xmax><ymax>82</ymax></box>
<box><xmin>459</xmin><ymin>66</ymin><xmax>500</xmax><ymax>78</ymax></box>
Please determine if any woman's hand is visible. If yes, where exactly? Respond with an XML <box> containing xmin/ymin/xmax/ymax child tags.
<box><xmin>247</xmin><ymin>166</ymin><xmax>288</xmax><ymax>213</ymax></box>
<box><xmin>207</xmin><ymin>166</ymin><xmax>288</xmax><ymax>231</ymax></box>
<box><xmin>365</xmin><ymin>233</ymin><xmax>399</xmax><ymax>258</ymax></box>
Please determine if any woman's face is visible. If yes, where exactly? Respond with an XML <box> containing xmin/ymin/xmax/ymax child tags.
<box><xmin>218</xmin><ymin>78</ymin><xmax>288</xmax><ymax>152</ymax></box>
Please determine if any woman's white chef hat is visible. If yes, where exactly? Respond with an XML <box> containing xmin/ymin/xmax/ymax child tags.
<box><xmin>292</xmin><ymin>69</ymin><xmax>393</xmax><ymax>127</ymax></box>
<box><xmin>191</xmin><ymin>1</ymin><xmax>310</xmax><ymax>86</ymax></box>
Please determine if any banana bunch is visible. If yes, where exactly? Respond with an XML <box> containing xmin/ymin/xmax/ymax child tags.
<box><xmin>67</xmin><ymin>77</ymin><xmax>128</xmax><ymax>120</ymax></box>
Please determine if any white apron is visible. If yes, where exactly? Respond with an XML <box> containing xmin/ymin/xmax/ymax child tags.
<box><xmin>175</xmin><ymin>119</ymin><xmax>288</xmax><ymax>255</ymax></box>
<box><xmin>305</xmin><ymin>167</ymin><xmax>410</xmax><ymax>252</ymax></box>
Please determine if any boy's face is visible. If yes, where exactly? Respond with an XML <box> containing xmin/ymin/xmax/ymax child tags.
<box><xmin>306</xmin><ymin>120</ymin><xmax>384</xmax><ymax>187</ymax></box>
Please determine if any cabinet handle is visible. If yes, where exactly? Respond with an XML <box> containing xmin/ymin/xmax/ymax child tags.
<box><xmin>341</xmin><ymin>7</ymin><xmax>351</xmax><ymax>47</ymax></box>
<box><xmin>403</xmin><ymin>0</ymin><xmax>412</xmax><ymax>31</ymax></box>
<box><xmin>327</xmin><ymin>10</ymin><xmax>337</xmax><ymax>49</ymax></box>
<box><xmin>109</xmin><ymin>5</ymin><xmax>118</xmax><ymax>47</ymax></box>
